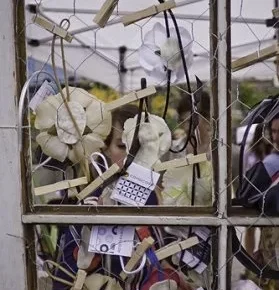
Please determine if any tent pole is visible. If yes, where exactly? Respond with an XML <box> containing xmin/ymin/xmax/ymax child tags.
<box><xmin>39</xmin><ymin>0</ymin><xmax>204</xmax><ymax>14</ymax></box>
<box><xmin>119</xmin><ymin>46</ymin><xmax>127</xmax><ymax>96</ymax></box>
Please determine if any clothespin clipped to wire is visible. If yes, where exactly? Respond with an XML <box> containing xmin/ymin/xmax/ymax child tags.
<box><xmin>34</xmin><ymin>176</ymin><xmax>88</xmax><ymax>196</ymax></box>
<box><xmin>72</xmin><ymin>270</ymin><xmax>87</xmax><ymax>290</ymax></box>
<box><xmin>120</xmin><ymin>237</ymin><xmax>155</xmax><ymax>280</ymax></box>
<box><xmin>152</xmin><ymin>153</ymin><xmax>208</xmax><ymax>172</ymax></box>
<box><xmin>155</xmin><ymin>236</ymin><xmax>199</xmax><ymax>261</ymax></box>
<box><xmin>231</xmin><ymin>44</ymin><xmax>279</xmax><ymax>72</ymax></box>
<box><xmin>93</xmin><ymin>0</ymin><xmax>119</xmax><ymax>28</ymax></box>
<box><xmin>122</xmin><ymin>0</ymin><xmax>176</xmax><ymax>26</ymax></box>
<box><xmin>76</xmin><ymin>163</ymin><xmax>120</xmax><ymax>201</ymax></box>
<box><xmin>71</xmin><ymin>269</ymin><xmax>87</xmax><ymax>290</ymax></box>
<box><xmin>32</xmin><ymin>15</ymin><xmax>73</xmax><ymax>42</ymax></box>
<box><xmin>105</xmin><ymin>86</ymin><xmax>156</xmax><ymax>111</ymax></box>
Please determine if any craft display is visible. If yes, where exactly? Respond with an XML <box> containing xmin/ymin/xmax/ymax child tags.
<box><xmin>22</xmin><ymin>0</ymin><xmax>215</xmax><ymax>289</ymax></box>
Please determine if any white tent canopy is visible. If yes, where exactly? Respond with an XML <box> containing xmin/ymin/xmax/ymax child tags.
<box><xmin>25</xmin><ymin>0</ymin><xmax>277</xmax><ymax>91</ymax></box>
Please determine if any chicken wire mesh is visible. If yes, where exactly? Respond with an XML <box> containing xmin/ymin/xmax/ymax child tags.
<box><xmin>12</xmin><ymin>0</ymin><xmax>279</xmax><ymax>289</ymax></box>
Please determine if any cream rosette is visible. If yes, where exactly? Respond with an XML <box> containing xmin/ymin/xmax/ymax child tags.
<box><xmin>34</xmin><ymin>87</ymin><xmax>111</xmax><ymax>164</ymax></box>
<box><xmin>138</xmin><ymin>22</ymin><xmax>193</xmax><ymax>84</ymax></box>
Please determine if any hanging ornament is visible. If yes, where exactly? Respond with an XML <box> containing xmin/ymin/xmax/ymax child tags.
<box><xmin>138</xmin><ymin>22</ymin><xmax>193</xmax><ymax>84</ymax></box>
<box><xmin>122</xmin><ymin>113</ymin><xmax>171</xmax><ymax>168</ymax></box>
<box><xmin>35</xmin><ymin>86</ymin><xmax>111</xmax><ymax>164</ymax></box>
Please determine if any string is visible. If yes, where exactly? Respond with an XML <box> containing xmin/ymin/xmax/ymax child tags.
<box><xmin>50</xmin><ymin>20</ymin><xmax>89</xmax><ymax>178</ymax></box>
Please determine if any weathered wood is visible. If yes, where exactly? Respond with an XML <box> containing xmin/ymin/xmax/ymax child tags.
<box><xmin>0</xmin><ymin>1</ymin><xmax>28</xmax><ymax>289</ymax></box>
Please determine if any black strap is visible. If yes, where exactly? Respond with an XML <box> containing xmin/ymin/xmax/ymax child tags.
<box><xmin>232</xmin><ymin>227</ymin><xmax>279</xmax><ymax>279</ymax></box>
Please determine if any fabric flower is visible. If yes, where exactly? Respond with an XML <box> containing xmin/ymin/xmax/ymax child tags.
<box><xmin>138</xmin><ymin>22</ymin><xmax>193</xmax><ymax>84</ymax></box>
<box><xmin>35</xmin><ymin>86</ymin><xmax>111</xmax><ymax>164</ymax></box>
<box><xmin>122</xmin><ymin>113</ymin><xmax>171</xmax><ymax>168</ymax></box>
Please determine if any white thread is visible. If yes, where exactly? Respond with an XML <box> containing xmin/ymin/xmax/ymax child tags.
<box><xmin>32</xmin><ymin>156</ymin><xmax>52</xmax><ymax>173</ymax></box>
<box><xmin>119</xmin><ymin>244</ymin><xmax>147</xmax><ymax>275</ymax></box>
<box><xmin>90</xmin><ymin>152</ymin><xmax>109</xmax><ymax>176</ymax></box>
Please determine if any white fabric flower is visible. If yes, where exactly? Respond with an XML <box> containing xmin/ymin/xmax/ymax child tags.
<box><xmin>35</xmin><ymin>86</ymin><xmax>111</xmax><ymax>164</ymax></box>
<box><xmin>122</xmin><ymin>113</ymin><xmax>171</xmax><ymax>168</ymax></box>
<box><xmin>139</xmin><ymin>22</ymin><xmax>193</xmax><ymax>84</ymax></box>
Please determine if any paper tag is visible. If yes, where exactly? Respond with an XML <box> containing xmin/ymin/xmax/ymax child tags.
<box><xmin>124</xmin><ymin>163</ymin><xmax>160</xmax><ymax>190</ymax></box>
<box><xmin>88</xmin><ymin>225</ymin><xmax>135</xmax><ymax>257</ymax></box>
<box><xmin>182</xmin><ymin>227</ymin><xmax>211</xmax><ymax>274</ymax></box>
<box><xmin>110</xmin><ymin>162</ymin><xmax>160</xmax><ymax>206</ymax></box>
<box><xmin>29</xmin><ymin>80</ymin><xmax>56</xmax><ymax>111</ymax></box>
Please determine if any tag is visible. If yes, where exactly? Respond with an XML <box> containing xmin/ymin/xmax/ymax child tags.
<box><xmin>88</xmin><ymin>225</ymin><xmax>135</xmax><ymax>257</ymax></box>
<box><xmin>110</xmin><ymin>162</ymin><xmax>160</xmax><ymax>206</ymax></box>
<box><xmin>182</xmin><ymin>227</ymin><xmax>211</xmax><ymax>274</ymax></box>
<box><xmin>29</xmin><ymin>80</ymin><xmax>56</xmax><ymax>111</ymax></box>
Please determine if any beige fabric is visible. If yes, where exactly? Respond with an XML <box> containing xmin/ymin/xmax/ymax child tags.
<box><xmin>77</xmin><ymin>226</ymin><xmax>96</xmax><ymax>270</ymax></box>
<box><xmin>149</xmin><ymin>279</ymin><xmax>178</xmax><ymax>290</ymax></box>
<box><xmin>84</xmin><ymin>273</ymin><xmax>123</xmax><ymax>290</ymax></box>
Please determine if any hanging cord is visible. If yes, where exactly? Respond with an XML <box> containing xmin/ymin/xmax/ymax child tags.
<box><xmin>50</xmin><ymin>19</ymin><xmax>89</xmax><ymax>178</ymax></box>
<box><xmin>142</xmin><ymin>78</ymin><xmax>150</xmax><ymax>122</ymax></box>
<box><xmin>122</xmin><ymin>78</ymin><xmax>147</xmax><ymax>170</ymax></box>
<box><xmin>157</xmin><ymin>1</ymin><xmax>199</xmax><ymax>153</ymax></box>
<box><xmin>167</xmin><ymin>4</ymin><xmax>194</xmax><ymax>151</ymax></box>
<box><xmin>100</xmin><ymin>79</ymin><xmax>146</xmax><ymax>189</ymax></box>
<box><xmin>157</xmin><ymin>0</ymin><xmax>172</xmax><ymax>120</ymax></box>
<box><xmin>122</xmin><ymin>98</ymin><xmax>144</xmax><ymax>170</ymax></box>
<box><xmin>162</xmin><ymin>69</ymin><xmax>172</xmax><ymax>119</ymax></box>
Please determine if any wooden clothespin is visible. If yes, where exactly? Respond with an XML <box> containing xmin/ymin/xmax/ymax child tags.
<box><xmin>152</xmin><ymin>153</ymin><xmax>208</xmax><ymax>172</ymax></box>
<box><xmin>120</xmin><ymin>237</ymin><xmax>155</xmax><ymax>280</ymax></box>
<box><xmin>71</xmin><ymin>269</ymin><xmax>87</xmax><ymax>290</ymax></box>
<box><xmin>273</xmin><ymin>8</ymin><xmax>279</xmax><ymax>18</ymax></box>
<box><xmin>105</xmin><ymin>86</ymin><xmax>156</xmax><ymax>111</ymax></box>
<box><xmin>155</xmin><ymin>236</ymin><xmax>199</xmax><ymax>261</ymax></box>
<box><xmin>93</xmin><ymin>0</ymin><xmax>119</xmax><ymax>28</ymax></box>
<box><xmin>34</xmin><ymin>176</ymin><xmax>88</xmax><ymax>196</ymax></box>
<box><xmin>76</xmin><ymin>163</ymin><xmax>120</xmax><ymax>201</ymax></box>
<box><xmin>122</xmin><ymin>0</ymin><xmax>176</xmax><ymax>26</ymax></box>
<box><xmin>32</xmin><ymin>15</ymin><xmax>73</xmax><ymax>42</ymax></box>
<box><xmin>232</xmin><ymin>44</ymin><xmax>279</xmax><ymax>72</ymax></box>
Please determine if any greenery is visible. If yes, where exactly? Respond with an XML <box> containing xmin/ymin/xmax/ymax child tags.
<box><xmin>237</xmin><ymin>80</ymin><xmax>278</xmax><ymax>112</ymax></box>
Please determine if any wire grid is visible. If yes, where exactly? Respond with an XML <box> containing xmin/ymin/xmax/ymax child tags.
<box><xmin>14</xmin><ymin>0</ymin><xmax>279</xmax><ymax>289</ymax></box>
